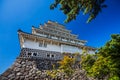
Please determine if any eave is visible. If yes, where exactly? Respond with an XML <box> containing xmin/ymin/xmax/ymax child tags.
<box><xmin>18</xmin><ymin>30</ymin><xmax>96</xmax><ymax>51</ymax></box>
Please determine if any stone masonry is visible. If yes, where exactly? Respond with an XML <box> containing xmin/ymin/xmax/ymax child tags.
<box><xmin>0</xmin><ymin>48</ymin><xmax>90</xmax><ymax>80</ymax></box>
<box><xmin>0</xmin><ymin>57</ymin><xmax>91</xmax><ymax>80</ymax></box>
<box><xmin>0</xmin><ymin>58</ymin><xmax>59</xmax><ymax>80</ymax></box>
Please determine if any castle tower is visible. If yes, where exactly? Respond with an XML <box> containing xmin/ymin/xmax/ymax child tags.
<box><xmin>0</xmin><ymin>21</ymin><xmax>96</xmax><ymax>80</ymax></box>
<box><xmin>18</xmin><ymin>21</ymin><xmax>96</xmax><ymax>60</ymax></box>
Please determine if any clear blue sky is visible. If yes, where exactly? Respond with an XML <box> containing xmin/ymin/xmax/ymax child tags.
<box><xmin>0</xmin><ymin>0</ymin><xmax>120</xmax><ymax>74</ymax></box>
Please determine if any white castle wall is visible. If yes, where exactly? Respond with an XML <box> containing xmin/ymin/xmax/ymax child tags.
<box><xmin>22</xmin><ymin>40</ymin><xmax>94</xmax><ymax>54</ymax></box>
<box><xmin>61</xmin><ymin>45</ymin><xmax>82</xmax><ymax>53</ymax></box>
<box><xmin>22</xmin><ymin>40</ymin><xmax>61</xmax><ymax>52</ymax></box>
<box><xmin>88</xmin><ymin>50</ymin><xmax>95</xmax><ymax>54</ymax></box>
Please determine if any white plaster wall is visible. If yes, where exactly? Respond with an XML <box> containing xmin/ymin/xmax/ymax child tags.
<box><xmin>22</xmin><ymin>40</ymin><xmax>61</xmax><ymax>52</ymax></box>
<box><xmin>61</xmin><ymin>45</ymin><xmax>82</xmax><ymax>53</ymax></box>
<box><xmin>88</xmin><ymin>50</ymin><xmax>95</xmax><ymax>54</ymax></box>
<box><xmin>22</xmin><ymin>40</ymin><xmax>90</xmax><ymax>54</ymax></box>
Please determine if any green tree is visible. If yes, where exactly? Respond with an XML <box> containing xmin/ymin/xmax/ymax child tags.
<box><xmin>50</xmin><ymin>0</ymin><xmax>107</xmax><ymax>23</ymax></box>
<box><xmin>80</xmin><ymin>52</ymin><xmax>96</xmax><ymax>76</ymax></box>
<box><xmin>89</xmin><ymin>34</ymin><xmax>120</xmax><ymax>80</ymax></box>
<box><xmin>58</xmin><ymin>56</ymin><xmax>75</xmax><ymax>76</ymax></box>
<box><xmin>89</xmin><ymin>55</ymin><xmax>113</xmax><ymax>79</ymax></box>
<box><xmin>47</xmin><ymin>55</ymin><xmax>75</xmax><ymax>79</ymax></box>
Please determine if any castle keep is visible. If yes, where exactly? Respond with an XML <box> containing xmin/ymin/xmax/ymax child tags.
<box><xmin>0</xmin><ymin>21</ymin><xmax>96</xmax><ymax>80</ymax></box>
<box><xmin>18</xmin><ymin>21</ymin><xmax>95</xmax><ymax>60</ymax></box>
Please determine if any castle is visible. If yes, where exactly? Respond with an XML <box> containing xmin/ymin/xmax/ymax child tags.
<box><xmin>0</xmin><ymin>21</ymin><xmax>96</xmax><ymax>80</ymax></box>
<box><xmin>18</xmin><ymin>20</ymin><xmax>96</xmax><ymax>60</ymax></box>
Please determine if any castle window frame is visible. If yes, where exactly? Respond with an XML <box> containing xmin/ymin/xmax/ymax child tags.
<box><xmin>33</xmin><ymin>53</ymin><xmax>37</xmax><ymax>56</ymax></box>
<box><xmin>28</xmin><ymin>53</ymin><xmax>32</xmax><ymax>56</ymax></box>
<box><xmin>51</xmin><ymin>54</ymin><xmax>54</xmax><ymax>58</ymax></box>
<box><xmin>47</xmin><ymin>54</ymin><xmax>50</xmax><ymax>57</ymax></box>
<box><xmin>39</xmin><ymin>42</ymin><xmax>43</xmax><ymax>47</ymax></box>
<box><xmin>44</xmin><ymin>43</ymin><xmax>47</xmax><ymax>47</ymax></box>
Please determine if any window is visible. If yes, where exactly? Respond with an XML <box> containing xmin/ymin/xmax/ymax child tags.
<box><xmin>39</xmin><ymin>42</ymin><xmax>43</xmax><ymax>47</ymax></box>
<box><xmin>51</xmin><ymin>36</ymin><xmax>58</xmax><ymax>39</ymax></box>
<box><xmin>44</xmin><ymin>43</ymin><xmax>47</xmax><ymax>47</ymax></box>
<box><xmin>39</xmin><ymin>42</ymin><xmax>47</xmax><ymax>48</ymax></box>
<box><xmin>33</xmin><ymin>53</ymin><xmax>37</xmax><ymax>56</ymax></box>
<box><xmin>28</xmin><ymin>53</ymin><xmax>32</xmax><ymax>56</ymax></box>
<box><xmin>51</xmin><ymin>54</ymin><xmax>54</xmax><ymax>58</ymax></box>
<box><xmin>47</xmin><ymin>54</ymin><xmax>50</xmax><ymax>57</ymax></box>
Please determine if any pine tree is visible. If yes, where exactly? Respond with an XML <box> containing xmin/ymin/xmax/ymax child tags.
<box><xmin>89</xmin><ymin>34</ymin><xmax>120</xmax><ymax>79</ymax></box>
<box><xmin>50</xmin><ymin>0</ymin><xmax>107</xmax><ymax>23</ymax></box>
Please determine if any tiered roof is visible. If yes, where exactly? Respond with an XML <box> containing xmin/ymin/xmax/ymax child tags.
<box><xmin>18</xmin><ymin>21</ymin><xmax>96</xmax><ymax>50</ymax></box>
<box><xmin>32</xmin><ymin>21</ymin><xmax>86</xmax><ymax>45</ymax></box>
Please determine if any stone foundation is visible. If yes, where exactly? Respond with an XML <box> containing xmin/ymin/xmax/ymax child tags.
<box><xmin>0</xmin><ymin>57</ymin><xmax>90</xmax><ymax>80</ymax></box>
<box><xmin>20</xmin><ymin>48</ymin><xmax>63</xmax><ymax>60</ymax></box>
<box><xmin>0</xmin><ymin>58</ymin><xmax>59</xmax><ymax>80</ymax></box>
<box><xmin>0</xmin><ymin>48</ymin><xmax>90</xmax><ymax>80</ymax></box>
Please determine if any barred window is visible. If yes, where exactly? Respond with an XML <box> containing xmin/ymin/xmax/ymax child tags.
<box><xmin>39</xmin><ymin>42</ymin><xmax>47</xmax><ymax>48</ymax></box>
<box><xmin>47</xmin><ymin>54</ymin><xmax>50</xmax><ymax>57</ymax></box>
<box><xmin>33</xmin><ymin>53</ymin><xmax>37</xmax><ymax>56</ymax></box>
<box><xmin>44</xmin><ymin>43</ymin><xmax>47</xmax><ymax>47</ymax></box>
<box><xmin>51</xmin><ymin>54</ymin><xmax>54</xmax><ymax>58</ymax></box>
<box><xmin>28</xmin><ymin>53</ymin><xmax>32</xmax><ymax>56</ymax></box>
<box><xmin>39</xmin><ymin>42</ymin><xmax>43</xmax><ymax>47</ymax></box>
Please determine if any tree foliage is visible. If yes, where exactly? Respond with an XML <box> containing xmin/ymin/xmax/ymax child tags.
<box><xmin>86</xmin><ymin>34</ymin><xmax>120</xmax><ymax>80</ymax></box>
<box><xmin>50</xmin><ymin>0</ymin><xmax>107</xmax><ymax>23</ymax></box>
<box><xmin>80</xmin><ymin>34</ymin><xmax>120</xmax><ymax>79</ymax></box>
<box><xmin>80</xmin><ymin>53</ymin><xmax>96</xmax><ymax>74</ymax></box>
<box><xmin>58</xmin><ymin>56</ymin><xmax>75</xmax><ymax>76</ymax></box>
<box><xmin>89</xmin><ymin>55</ymin><xmax>113</xmax><ymax>79</ymax></box>
<box><xmin>47</xmin><ymin>55</ymin><xmax>75</xmax><ymax>78</ymax></box>
<box><xmin>47</xmin><ymin>34</ymin><xmax>120</xmax><ymax>79</ymax></box>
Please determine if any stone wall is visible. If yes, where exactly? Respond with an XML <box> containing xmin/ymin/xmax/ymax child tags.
<box><xmin>0</xmin><ymin>48</ymin><xmax>91</xmax><ymax>80</ymax></box>
<box><xmin>0</xmin><ymin>57</ymin><xmax>91</xmax><ymax>80</ymax></box>
<box><xmin>0</xmin><ymin>58</ymin><xmax>59</xmax><ymax>80</ymax></box>
<box><xmin>20</xmin><ymin>48</ymin><xmax>62</xmax><ymax>60</ymax></box>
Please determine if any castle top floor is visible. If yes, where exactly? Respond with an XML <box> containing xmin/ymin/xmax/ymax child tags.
<box><xmin>18</xmin><ymin>21</ymin><xmax>96</xmax><ymax>55</ymax></box>
<box><xmin>31</xmin><ymin>20</ymin><xmax>87</xmax><ymax>46</ymax></box>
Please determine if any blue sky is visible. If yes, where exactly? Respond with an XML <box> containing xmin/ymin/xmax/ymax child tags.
<box><xmin>0</xmin><ymin>0</ymin><xmax>120</xmax><ymax>74</ymax></box>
